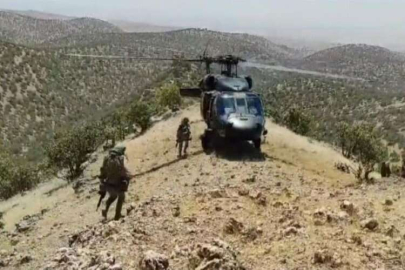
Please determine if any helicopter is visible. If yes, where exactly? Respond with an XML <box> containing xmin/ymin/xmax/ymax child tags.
<box><xmin>178</xmin><ymin>55</ymin><xmax>267</xmax><ymax>151</ymax></box>
<box><xmin>63</xmin><ymin>52</ymin><xmax>268</xmax><ymax>151</ymax></box>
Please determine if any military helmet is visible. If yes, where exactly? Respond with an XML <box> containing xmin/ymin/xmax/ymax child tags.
<box><xmin>182</xmin><ymin>117</ymin><xmax>190</xmax><ymax>125</ymax></box>
<box><xmin>109</xmin><ymin>144</ymin><xmax>126</xmax><ymax>156</ymax></box>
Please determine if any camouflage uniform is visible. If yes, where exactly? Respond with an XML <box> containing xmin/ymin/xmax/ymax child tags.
<box><xmin>177</xmin><ymin>118</ymin><xmax>191</xmax><ymax>158</ymax></box>
<box><xmin>99</xmin><ymin>146</ymin><xmax>130</xmax><ymax>220</ymax></box>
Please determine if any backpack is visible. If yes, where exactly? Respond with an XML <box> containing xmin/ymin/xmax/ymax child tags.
<box><xmin>177</xmin><ymin>124</ymin><xmax>190</xmax><ymax>141</ymax></box>
<box><xmin>101</xmin><ymin>154</ymin><xmax>127</xmax><ymax>186</ymax></box>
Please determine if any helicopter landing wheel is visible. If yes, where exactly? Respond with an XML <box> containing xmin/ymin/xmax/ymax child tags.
<box><xmin>201</xmin><ymin>129</ymin><xmax>214</xmax><ymax>153</ymax></box>
<box><xmin>253</xmin><ymin>139</ymin><xmax>261</xmax><ymax>150</ymax></box>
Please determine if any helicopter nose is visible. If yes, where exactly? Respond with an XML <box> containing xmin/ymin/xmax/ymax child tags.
<box><xmin>230</xmin><ymin>119</ymin><xmax>256</xmax><ymax>131</ymax></box>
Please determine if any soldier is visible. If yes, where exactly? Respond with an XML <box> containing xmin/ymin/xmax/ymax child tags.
<box><xmin>99</xmin><ymin>145</ymin><xmax>130</xmax><ymax>220</ymax></box>
<box><xmin>176</xmin><ymin>117</ymin><xmax>191</xmax><ymax>158</ymax></box>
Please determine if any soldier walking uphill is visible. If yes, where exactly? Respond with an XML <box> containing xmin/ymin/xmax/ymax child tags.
<box><xmin>98</xmin><ymin>145</ymin><xmax>130</xmax><ymax>221</ymax></box>
<box><xmin>176</xmin><ymin>118</ymin><xmax>191</xmax><ymax>158</ymax></box>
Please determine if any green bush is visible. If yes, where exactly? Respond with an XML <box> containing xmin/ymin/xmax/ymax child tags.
<box><xmin>0</xmin><ymin>152</ymin><xmax>40</xmax><ymax>200</ymax></box>
<box><xmin>156</xmin><ymin>83</ymin><xmax>182</xmax><ymax>111</ymax></box>
<box><xmin>284</xmin><ymin>108</ymin><xmax>313</xmax><ymax>136</ymax></box>
<box><xmin>337</xmin><ymin>122</ymin><xmax>387</xmax><ymax>181</ymax></box>
<box><xmin>46</xmin><ymin>123</ymin><xmax>103</xmax><ymax>182</ymax></box>
<box><xmin>390</xmin><ymin>151</ymin><xmax>400</xmax><ymax>163</ymax></box>
<box><xmin>127</xmin><ymin>102</ymin><xmax>153</xmax><ymax>134</ymax></box>
<box><xmin>108</xmin><ymin>110</ymin><xmax>130</xmax><ymax>141</ymax></box>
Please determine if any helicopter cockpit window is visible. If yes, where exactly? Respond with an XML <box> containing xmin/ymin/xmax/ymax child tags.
<box><xmin>217</xmin><ymin>97</ymin><xmax>236</xmax><ymax>116</ymax></box>
<box><xmin>236</xmin><ymin>98</ymin><xmax>248</xmax><ymax>114</ymax></box>
<box><xmin>247</xmin><ymin>97</ymin><xmax>263</xmax><ymax>116</ymax></box>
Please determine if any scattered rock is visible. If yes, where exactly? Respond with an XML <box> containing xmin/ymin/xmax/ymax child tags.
<box><xmin>243</xmin><ymin>176</ymin><xmax>256</xmax><ymax>183</ymax></box>
<box><xmin>109</xmin><ymin>263</ymin><xmax>123</xmax><ymax>270</ymax></box>
<box><xmin>340</xmin><ymin>200</ymin><xmax>356</xmax><ymax>215</ymax></box>
<box><xmin>209</xmin><ymin>189</ymin><xmax>225</xmax><ymax>199</ymax></box>
<box><xmin>282</xmin><ymin>227</ymin><xmax>298</xmax><ymax>237</ymax></box>
<box><xmin>139</xmin><ymin>250</ymin><xmax>169</xmax><ymax>270</ymax></box>
<box><xmin>172</xmin><ymin>206</ymin><xmax>181</xmax><ymax>217</ymax></box>
<box><xmin>351</xmin><ymin>234</ymin><xmax>363</xmax><ymax>245</ymax></box>
<box><xmin>224</xmin><ymin>218</ymin><xmax>244</xmax><ymax>235</ymax></box>
<box><xmin>126</xmin><ymin>203</ymin><xmax>136</xmax><ymax>215</ymax></box>
<box><xmin>361</xmin><ymin>218</ymin><xmax>379</xmax><ymax>231</ymax></box>
<box><xmin>335</xmin><ymin>162</ymin><xmax>351</xmax><ymax>174</ymax></box>
<box><xmin>385</xmin><ymin>225</ymin><xmax>399</xmax><ymax>238</ymax></box>
<box><xmin>15</xmin><ymin>213</ymin><xmax>42</xmax><ymax>233</ymax></box>
<box><xmin>72</xmin><ymin>179</ymin><xmax>88</xmax><ymax>194</ymax></box>
<box><xmin>383</xmin><ymin>198</ymin><xmax>393</xmax><ymax>206</ymax></box>
<box><xmin>243</xmin><ymin>227</ymin><xmax>263</xmax><ymax>242</ymax></box>
<box><xmin>249</xmin><ymin>191</ymin><xmax>267</xmax><ymax>206</ymax></box>
<box><xmin>188</xmin><ymin>239</ymin><xmax>245</xmax><ymax>270</ymax></box>
<box><xmin>19</xmin><ymin>255</ymin><xmax>33</xmax><ymax>265</ymax></box>
<box><xmin>313</xmin><ymin>250</ymin><xmax>332</xmax><ymax>264</ymax></box>
<box><xmin>238</xmin><ymin>188</ymin><xmax>249</xmax><ymax>197</ymax></box>
<box><xmin>272</xmin><ymin>201</ymin><xmax>283</xmax><ymax>208</ymax></box>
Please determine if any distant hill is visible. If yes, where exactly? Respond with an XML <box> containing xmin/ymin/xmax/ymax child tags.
<box><xmin>0</xmin><ymin>11</ymin><xmax>122</xmax><ymax>45</ymax></box>
<box><xmin>109</xmin><ymin>20</ymin><xmax>181</xmax><ymax>33</ymax></box>
<box><xmin>298</xmin><ymin>44</ymin><xmax>405</xmax><ymax>87</ymax></box>
<box><xmin>265</xmin><ymin>36</ymin><xmax>339</xmax><ymax>57</ymax></box>
<box><xmin>0</xmin><ymin>41</ymin><xmax>168</xmax><ymax>159</ymax></box>
<box><xmin>44</xmin><ymin>28</ymin><xmax>300</xmax><ymax>64</ymax></box>
<box><xmin>1</xmin><ymin>9</ymin><xmax>73</xmax><ymax>20</ymax></box>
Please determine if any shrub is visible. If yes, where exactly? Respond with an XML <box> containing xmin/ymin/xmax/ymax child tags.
<box><xmin>390</xmin><ymin>151</ymin><xmax>400</xmax><ymax>163</ymax></box>
<box><xmin>108</xmin><ymin>110</ymin><xmax>130</xmax><ymax>141</ymax></box>
<box><xmin>156</xmin><ymin>83</ymin><xmax>182</xmax><ymax>111</ymax></box>
<box><xmin>337</xmin><ymin>123</ymin><xmax>387</xmax><ymax>182</ymax></box>
<box><xmin>46</xmin><ymin>123</ymin><xmax>103</xmax><ymax>182</ymax></box>
<box><xmin>127</xmin><ymin>102</ymin><xmax>153</xmax><ymax>134</ymax></box>
<box><xmin>0</xmin><ymin>151</ymin><xmax>40</xmax><ymax>200</ymax></box>
<box><xmin>284</xmin><ymin>108</ymin><xmax>313</xmax><ymax>136</ymax></box>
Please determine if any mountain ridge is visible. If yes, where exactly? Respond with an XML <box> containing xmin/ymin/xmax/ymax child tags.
<box><xmin>0</xmin><ymin>11</ymin><xmax>122</xmax><ymax>45</ymax></box>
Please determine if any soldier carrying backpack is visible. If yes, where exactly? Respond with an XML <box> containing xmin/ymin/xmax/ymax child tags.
<box><xmin>98</xmin><ymin>145</ymin><xmax>130</xmax><ymax>220</ymax></box>
<box><xmin>176</xmin><ymin>117</ymin><xmax>191</xmax><ymax>158</ymax></box>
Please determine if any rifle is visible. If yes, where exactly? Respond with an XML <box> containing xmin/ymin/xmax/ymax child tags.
<box><xmin>96</xmin><ymin>175</ymin><xmax>134</xmax><ymax>211</ymax></box>
<box><xmin>96</xmin><ymin>190</ymin><xmax>106</xmax><ymax>210</ymax></box>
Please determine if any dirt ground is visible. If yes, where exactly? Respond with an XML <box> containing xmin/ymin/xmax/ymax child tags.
<box><xmin>0</xmin><ymin>105</ymin><xmax>404</xmax><ymax>269</ymax></box>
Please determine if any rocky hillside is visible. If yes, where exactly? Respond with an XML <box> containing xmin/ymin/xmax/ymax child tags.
<box><xmin>298</xmin><ymin>44</ymin><xmax>405</xmax><ymax>88</ymax></box>
<box><xmin>0</xmin><ymin>41</ymin><xmax>168</xmax><ymax>159</ymax></box>
<box><xmin>0</xmin><ymin>11</ymin><xmax>122</xmax><ymax>45</ymax></box>
<box><xmin>0</xmin><ymin>106</ymin><xmax>404</xmax><ymax>270</ymax></box>
<box><xmin>44</xmin><ymin>29</ymin><xmax>299</xmax><ymax>64</ymax></box>
<box><xmin>247</xmin><ymin>66</ymin><xmax>405</xmax><ymax>152</ymax></box>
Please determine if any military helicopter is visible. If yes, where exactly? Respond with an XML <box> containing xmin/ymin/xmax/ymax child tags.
<box><xmin>178</xmin><ymin>55</ymin><xmax>267</xmax><ymax>151</ymax></box>
<box><xmin>63</xmin><ymin>52</ymin><xmax>267</xmax><ymax>151</ymax></box>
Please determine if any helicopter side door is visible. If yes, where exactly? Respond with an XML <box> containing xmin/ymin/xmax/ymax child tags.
<box><xmin>201</xmin><ymin>92</ymin><xmax>212</xmax><ymax>123</ymax></box>
<box><xmin>208</xmin><ymin>96</ymin><xmax>217</xmax><ymax>129</ymax></box>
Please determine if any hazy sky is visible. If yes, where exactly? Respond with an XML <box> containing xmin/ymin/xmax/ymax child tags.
<box><xmin>1</xmin><ymin>0</ymin><xmax>405</xmax><ymax>48</ymax></box>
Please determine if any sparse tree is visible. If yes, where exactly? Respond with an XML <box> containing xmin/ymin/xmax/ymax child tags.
<box><xmin>156</xmin><ymin>83</ymin><xmax>182</xmax><ymax>111</ymax></box>
<box><xmin>46</xmin><ymin>123</ymin><xmax>103</xmax><ymax>182</ymax></box>
<box><xmin>127</xmin><ymin>101</ymin><xmax>153</xmax><ymax>134</ymax></box>
<box><xmin>284</xmin><ymin>108</ymin><xmax>313</xmax><ymax>136</ymax></box>
<box><xmin>337</xmin><ymin>123</ymin><xmax>387</xmax><ymax>182</ymax></box>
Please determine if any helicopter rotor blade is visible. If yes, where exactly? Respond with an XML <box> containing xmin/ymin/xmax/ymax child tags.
<box><xmin>62</xmin><ymin>53</ymin><xmax>203</xmax><ymax>62</ymax></box>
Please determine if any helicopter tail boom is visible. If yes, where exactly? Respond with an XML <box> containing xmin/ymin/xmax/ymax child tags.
<box><xmin>179</xmin><ymin>88</ymin><xmax>202</xmax><ymax>98</ymax></box>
